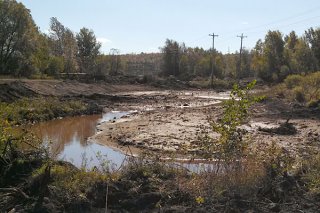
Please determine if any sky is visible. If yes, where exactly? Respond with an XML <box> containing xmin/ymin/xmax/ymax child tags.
<box><xmin>18</xmin><ymin>0</ymin><xmax>320</xmax><ymax>54</ymax></box>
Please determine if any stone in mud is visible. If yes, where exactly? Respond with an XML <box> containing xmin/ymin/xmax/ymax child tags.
<box><xmin>258</xmin><ymin>121</ymin><xmax>297</xmax><ymax>135</ymax></box>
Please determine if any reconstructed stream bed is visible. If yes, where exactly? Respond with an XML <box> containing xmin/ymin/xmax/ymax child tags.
<box><xmin>31</xmin><ymin>110</ymin><xmax>218</xmax><ymax>173</ymax></box>
<box><xmin>29</xmin><ymin>90</ymin><xmax>234</xmax><ymax>172</ymax></box>
<box><xmin>30</xmin><ymin>90</ymin><xmax>320</xmax><ymax>173</ymax></box>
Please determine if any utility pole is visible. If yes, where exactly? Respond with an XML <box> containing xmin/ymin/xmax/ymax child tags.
<box><xmin>209</xmin><ymin>33</ymin><xmax>218</xmax><ymax>88</ymax></box>
<box><xmin>237</xmin><ymin>33</ymin><xmax>247</xmax><ymax>80</ymax></box>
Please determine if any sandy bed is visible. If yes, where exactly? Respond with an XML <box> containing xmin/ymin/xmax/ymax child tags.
<box><xmin>92</xmin><ymin>90</ymin><xmax>320</xmax><ymax>158</ymax></box>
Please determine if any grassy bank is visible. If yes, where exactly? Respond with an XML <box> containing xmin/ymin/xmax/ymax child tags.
<box><xmin>0</xmin><ymin>97</ymin><xmax>101</xmax><ymax>125</ymax></box>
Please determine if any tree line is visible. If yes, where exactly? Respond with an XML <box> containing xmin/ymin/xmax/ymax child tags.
<box><xmin>1</xmin><ymin>0</ymin><xmax>320</xmax><ymax>83</ymax></box>
<box><xmin>161</xmin><ymin>29</ymin><xmax>320</xmax><ymax>82</ymax></box>
<box><xmin>0</xmin><ymin>0</ymin><xmax>101</xmax><ymax>77</ymax></box>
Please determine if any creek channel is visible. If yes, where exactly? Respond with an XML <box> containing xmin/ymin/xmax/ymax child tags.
<box><xmin>31</xmin><ymin>102</ymin><xmax>226</xmax><ymax>172</ymax></box>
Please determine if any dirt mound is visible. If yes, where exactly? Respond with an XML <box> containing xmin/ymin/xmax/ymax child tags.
<box><xmin>0</xmin><ymin>79</ymin><xmax>158</xmax><ymax>104</ymax></box>
<box><xmin>0</xmin><ymin>81</ymin><xmax>37</xmax><ymax>102</ymax></box>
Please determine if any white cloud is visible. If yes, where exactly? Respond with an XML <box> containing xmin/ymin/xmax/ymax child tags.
<box><xmin>97</xmin><ymin>37</ymin><xmax>112</xmax><ymax>44</ymax></box>
<box><xmin>241</xmin><ymin>21</ymin><xmax>249</xmax><ymax>25</ymax></box>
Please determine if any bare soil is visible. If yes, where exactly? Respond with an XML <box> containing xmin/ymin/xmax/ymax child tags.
<box><xmin>0</xmin><ymin>79</ymin><xmax>156</xmax><ymax>103</ymax></box>
<box><xmin>92</xmin><ymin>90</ymin><xmax>320</xmax><ymax>160</ymax></box>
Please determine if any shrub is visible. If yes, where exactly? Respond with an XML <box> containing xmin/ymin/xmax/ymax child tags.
<box><xmin>200</xmin><ymin>80</ymin><xmax>263</xmax><ymax>164</ymax></box>
<box><xmin>302</xmin><ymin>154</ymin><xmax>320</xmax><ymax>194</ymax></box>
<box><xmin>293</xmin><ymin>86</ymin><xmax>305</xmax><ymax>103</ymax></box>
<box><xmin>284</xmin><ymin>74</ymin><xmax>303</xmax><ymax>89</ymax></box>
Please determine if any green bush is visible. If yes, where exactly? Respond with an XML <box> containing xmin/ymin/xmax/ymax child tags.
<box><xmin>276</xmin><ymin>71</ymin><xmax>320</xmax><ymax>104</ymax></box>
<box><xmin>293</xmin><ymin>86</ymin><xmax>305</xmax><ymax>103</ymax></box>
<box><xmin>200</xmin><ymin>80</ymin><xmax>263</xmax><ymax>163</ymax></box>
<box><xmin>284</xmin><ymin>74</ymin><xmax>303</xmax><ymax>89</ymax></box>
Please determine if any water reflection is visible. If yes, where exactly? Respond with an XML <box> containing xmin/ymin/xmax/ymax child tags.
<box><xmin>31</xmin><ymin>111</ymin><xmax>218</xmax><ymax>173</ymax></box>
<box><xmin>33</xmin><ymin>114</ymin><xmax>101</xmax><ymax>155</ymax></box>
<box><xmin>31</xmin><ymin>111</ymin><xmax>130</xmax><ymax>169</ymax></box>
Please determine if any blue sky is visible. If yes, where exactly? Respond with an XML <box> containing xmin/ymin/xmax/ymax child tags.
<box><xmin>19</xmin><ymin>0</ymin><xmax>320</xmax><ymax>54</ymax></box>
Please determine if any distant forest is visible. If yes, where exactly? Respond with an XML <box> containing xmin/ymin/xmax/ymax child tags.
<box><xmin>1</xmin><ymin>0</ymin><xmax>320</xmax><ymax>83</ymax></box>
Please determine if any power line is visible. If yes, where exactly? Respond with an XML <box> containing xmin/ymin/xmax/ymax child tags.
<box><xmin>223</xmin><ymin>6</ymin><xmax>320</xmax><ymax>35</ymax></box>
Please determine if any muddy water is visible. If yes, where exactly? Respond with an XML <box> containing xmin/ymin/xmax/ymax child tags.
<box><xmin>31</xmin><ymin>110</ymin><xmax>217</xmax><ymax>173</ymax></box>
<box><xmin>31</xmin><ymin>112</ymin><xmax>129</xmax><ymax>169</ymax></box>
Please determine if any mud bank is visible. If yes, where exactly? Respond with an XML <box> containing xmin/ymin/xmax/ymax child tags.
<box><xmin>92</xmin><ymin>91</ymin><xmax>320</xmax><ymax>159</ymax></box>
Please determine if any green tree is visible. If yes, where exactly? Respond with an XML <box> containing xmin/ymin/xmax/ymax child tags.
<box><xmin>76</xmin><ymin>27</ymin><xmax>101</xmax><ymax>73</ymax></box>
<box><xmin>305</xmin><ymin>27</ymin><xmax>320</xmax><ymax>68</ymax></box>
<box><xmin>30</xmin><ymin>33</ymin><xmax>51</xmax><ymax>75</ymax></box>
<box><xmin>285</xmin><ymin>36</ymin><xmax>317</xmax><ymax>74</ymax></box>
<box><xmin>49</xmin><ymin>17</ymin><xmax>65</xmax><ymax>56</ymax></box>
<box><xmin>47</xmin><ymin>56</ymin><xmax>64</xmax><ymax>77</ymax></box>
<box><xmin>0</xmin><ymin>0</ymin><xmax>39</xmax><ymax>76</ymax></box>
<box><xmin>49</xmin><ymin>17</ymin><xmax>78</xmax><ymax>73</ymax></box>
<box><xmin>251</xmin><ymin>39</ymin><xmax>268</xmax><ymax>79</ymax></box>
<box><xmin>264</xmin><ymin>30</ymin><xmax>285</xmax><ymax>81</ymax></box>
<box><xmin>63</xmin><ymin>29</ymin><xmax>78</xmax><ymax>73</ymax></box>
<box><xmin>194</xmin><ymin>56</ymin><xmax>210</xmax><ymax>77</ymax></box>
<box><xmin>285</xmin><ymin>31</ymin><xmax>298</xmax><ymax>51</ymax></box>
<box><xmin>251</xmin><ymin>31</ymin><xmax>286</xmax><ymax>82</ymax></box>
<box><xmin>161</xmin><ymin>39</ymin><xmax>182</xmax><ymax>77</ymax></box>
<box><xmin>237</xmin><ymin>49</ymin><xmax>252</xmax><ymax>78</ymax></box>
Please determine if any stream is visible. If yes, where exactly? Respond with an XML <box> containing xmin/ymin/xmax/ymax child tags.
<box><xmin>31</xmin><ymin>111</ymin><xmax>218</xmax><ymax>173</ymax></box>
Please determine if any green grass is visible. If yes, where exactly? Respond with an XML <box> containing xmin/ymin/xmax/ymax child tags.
<box><xmin>0</xmin><ymin>97</ymin><xmax>88</xmax><ymax>125</ymax></box>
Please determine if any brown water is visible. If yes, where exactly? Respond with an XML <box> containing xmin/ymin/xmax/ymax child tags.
<box><xmin>31</xmin><ymin>111</ymin><xmax>130</xmax><ymax>169</ymax></box>
<box><xmin>30</xmin><ymin>111</ymin><xmax>217</xmax><ymax>173</ymax></box>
